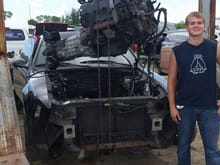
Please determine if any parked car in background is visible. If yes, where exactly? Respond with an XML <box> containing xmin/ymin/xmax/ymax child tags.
<box><xmin>159</xmin><ymin>29</ymin><xmax>189</xmax><ymax>74</ymax></box>
<box><xmin>158</xmin><ymin>22</ymin><xmax>177</xmax><ymax>32</ymax></box>
<box><xmin>10</xmin><ymin>27</ymin><xmax>177</xmax><ymax>161</ymax></box>
<box><xmin>5</xmin><ymin>27</ymin><xmax>30</xmax><ymax>61</ymax></box>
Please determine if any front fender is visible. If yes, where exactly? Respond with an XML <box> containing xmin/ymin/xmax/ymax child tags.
<box><xmin>23</xmin><ymin>73</ymin><xmax>51</xmax><ymax>109</ymax></box>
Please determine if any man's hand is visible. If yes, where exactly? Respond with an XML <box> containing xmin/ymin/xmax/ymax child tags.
<box><xmin>170</xmin><ymin>107</ymin><xmax>181</xmax><ymax>124</ymax></box>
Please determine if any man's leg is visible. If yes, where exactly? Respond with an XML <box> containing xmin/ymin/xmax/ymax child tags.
<box><xmin>177</xmin><ymin>106</ymin><xmax>196</xmax><ymax>165</ymax></box>
<box><xmin>198</xmin><ymin>109</ymin><xmax>220</xmax><ymax>165</ymax></box>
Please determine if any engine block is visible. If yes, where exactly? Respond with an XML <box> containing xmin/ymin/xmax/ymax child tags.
<box><xmin>79</xmin><ymin>0</ymin><xmax>162</xmax><ymax>56</ymax></box>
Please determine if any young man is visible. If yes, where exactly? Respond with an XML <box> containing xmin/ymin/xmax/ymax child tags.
<box><xmin>168</xmin><ymin>11</ymin><xmax>220</xmax><ymax>165</ymax></box>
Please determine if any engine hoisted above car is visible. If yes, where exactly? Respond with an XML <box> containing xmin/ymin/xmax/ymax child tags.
<box><xmin>78</xmin><ymin>0</ymin><xmax>166</xmax><ymax>56</ymax></box>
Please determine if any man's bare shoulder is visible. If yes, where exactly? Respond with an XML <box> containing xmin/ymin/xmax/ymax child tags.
<box><xmin>217</xmin><ymin>42</ymin><xmax>220</xmax><ymax>64</ymax></box>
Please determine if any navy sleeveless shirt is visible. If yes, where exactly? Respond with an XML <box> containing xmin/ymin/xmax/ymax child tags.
<box><xmin>172</xmin><ymin>39</ymin><xmax>217</xmax><ymax>108</ymax></box>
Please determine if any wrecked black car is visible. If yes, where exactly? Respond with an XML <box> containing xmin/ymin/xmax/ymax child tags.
<box><xmin>10</xmin><ymin>0</ymin><xmax>177</xmax><ymax>162</ymax></box>
<box><xmin>11</xmin><ymin>28</ymin><xmax>176</xmax><ymax>161</ymax></box>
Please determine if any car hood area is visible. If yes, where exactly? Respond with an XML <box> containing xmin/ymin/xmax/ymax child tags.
<box><xmin>23</xmin><ymin>64</ymin><xmax>168</xmax><ymax>110</ymax></box>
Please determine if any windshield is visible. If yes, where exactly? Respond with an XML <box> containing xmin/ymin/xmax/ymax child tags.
<box><xmin>34</xmin><ymin>38</ymin><xmax>137</xmax><ymax>68</ymax></box>
<box><xmin>5</xmin><ymin>28</ymin><xmax>26</xmax><ymax>41</ymax></box>
<box><xmin>168</xmin><ymin>33</ymin><xmax>188</xmax><ymax>42</ymax></box>
<box><xmin>20</xmin><ymin>38</ymin><xmax>35</xmax><ymax>60</ymax></box>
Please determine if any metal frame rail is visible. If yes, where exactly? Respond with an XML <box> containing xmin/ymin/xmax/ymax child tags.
<box><xmin>0</xmin><ymin>1</ymin><xmax>29</xmax><ymax>164</ymax></box>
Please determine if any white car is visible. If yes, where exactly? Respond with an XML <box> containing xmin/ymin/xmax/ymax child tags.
<box><xmin>5</xmin><ymin>27</ymin><xmax>30</xmax><ymax>61</ymax></box>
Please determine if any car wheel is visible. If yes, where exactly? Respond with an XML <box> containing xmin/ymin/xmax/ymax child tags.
<box><xmin>158</xmin><ymin>114</ymin><xmax>177</xmax><ymax>148</ymax></box>
<box><xmin>24</xmin><ymin>115</ymin><xmax>61</xmax><ymax>161</ymax></box>
<box><xmin>14</xmin><ymin>92</ymin><xmax>23</xmax><ymax>114</ymax></box>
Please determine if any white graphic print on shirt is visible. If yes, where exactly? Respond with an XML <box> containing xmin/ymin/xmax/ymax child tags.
<box><xmin>190</xmin><ymin>54</ymin><xmax>207</xmax><ymax>75</ymax></box>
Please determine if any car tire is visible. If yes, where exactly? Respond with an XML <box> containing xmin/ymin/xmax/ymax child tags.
<box><xmin>158</xmin><ymin>114</ymin><xmax>177</xmax><ymax>148</ymax></box>
<box><xmin>24</xmin><ymin>115</ymin><xmax>61</xmax><ymax>161</ymax></box>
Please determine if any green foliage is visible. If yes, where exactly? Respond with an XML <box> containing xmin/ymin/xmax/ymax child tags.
<box><xmin>70</xmin><ymin>8</ymin><xmax>80</xmax><ymax>26</ymax></box>
<box><xmin>28</xmin><ymin>19</ymin><xmax>38</xmax><ymax>26</ymax></box>
<box><xmin>35</xmin><ymin>15</ymin><xmax>61</xmax><ymax>22</ymax></box>
<box><xmin>27</xmin><ymin>8</ymin><xmax>80</xmax><ymax>27</ymax></box>
<box><xmin>175</xmin><ymin>21</ymin><xmax>185</xmax><ymax>29</ymax></box>
<box><xmin>51</xmin><ymin>16</ymin><xmax>61</xmax><ymax>22</ymax></box>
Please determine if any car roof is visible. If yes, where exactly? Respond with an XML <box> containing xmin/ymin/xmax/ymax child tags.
<box><xmin>158</xmin><ymin>22</ymin><xmax>177</xmax><ymax>32</ymax></box>
<box><xmin>163</xmin><ymin>29</ymin><xmax>189</xmax><ymax>39</ymax></box>
<box><xmin>165</xmin><ymin>29</ymin><xmax>187</xmax><ymax>33</ymax></box>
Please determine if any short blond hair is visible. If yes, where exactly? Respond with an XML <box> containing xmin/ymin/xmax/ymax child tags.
<box><xmin>185</xmin><ymin>11</ymin><xmax>205</xmax><ymax>26</ymax></box>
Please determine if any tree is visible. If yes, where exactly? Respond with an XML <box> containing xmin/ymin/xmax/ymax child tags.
<box><xmin>50</xmin><ymin>16</ymin><xmax>61</xmax><ymax>22</ymax></box>
<box><xmin>4</xmin><ymin>10</ymin><xmax>12</xmax><ymax>20</ymax></box>
<box><xmin>70</xmin><ymin>8</ymin><xmax>80</xmax><ymax>26</ymax></box>
<box><xmin>60</xmin><ymin>8</ymin><xmax>80</xmax><ymax>26</ymax></box>
<box><xmin>28</xmin><ymin>15</ymin><xmax>62</xmax><ymax>24</ymax></box>
<box><xmin>175</xmin><ymin>21</ymin><xmax>185</xmax><ymax>29</ymax></box>
<box><xmin>27</xmin><ymin>8</ymin><xmax>80</xmax><ymax>27</ymax></box>
<box><xmin>28</xmin><ymin>19</ymin><xmax>38</xmax><ymax>26</ymax></box>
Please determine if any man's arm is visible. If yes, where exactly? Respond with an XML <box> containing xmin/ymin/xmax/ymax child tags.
<box><xmin>216</xmin><ymin>85</ymin><xmax>220</xmax><ymax>115</ymax></box>
<box><xmin>217</xmin><ymin>42</ymin><xmax>220</xmax><ymax>64</ymax></box>
<box><xmin>216</xmin><ymin>42</ymin><xmax>220</xmax><ymax>114</ymax></box>
<box><xmin>168</xmin><ymin>50</ymin><xmax>181</xmax><ymax>123</ymax></box>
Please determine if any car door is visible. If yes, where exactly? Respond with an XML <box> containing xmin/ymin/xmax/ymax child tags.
<box><xmin>12</xmin><ymin>37</ymin><xmax>35</xmax><ymax>102</ymax></box>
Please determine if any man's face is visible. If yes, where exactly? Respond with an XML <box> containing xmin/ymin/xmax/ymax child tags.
<box><xmin>186</xmin><ymin>16</ymin><xmax>205</xmax><ymax>37</ymax></box>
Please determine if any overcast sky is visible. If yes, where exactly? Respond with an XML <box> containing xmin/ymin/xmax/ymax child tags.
<box><xmin>3</xmin><ymin>0</ymin><xmax>220</xmax><ymax>28</ymax></box>
<box><xmin>4</xmin><ymin>0</ymin><xmax>81</xmax><ymax>27</ymax></box>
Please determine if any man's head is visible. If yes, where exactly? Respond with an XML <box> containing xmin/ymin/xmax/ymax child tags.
<box><xmin>185</xmin><ymin>11</ymin><xmax>205</xmax><ymax>37</ymax></box>
<box><xmin>185</xmin><ymin>11</ymin><xmax>205</xmax><ymax>26</ymax></box>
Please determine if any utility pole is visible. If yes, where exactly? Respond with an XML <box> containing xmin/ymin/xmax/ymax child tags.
<box><xmin>198</xmin><ymin>0</ymin><xmax>216</xmax><ymax>39</ymax></box>
<box><xmin>0</xmin><ymin>0</ymin><xmax>29</xmax><ymax>164</ymax></box>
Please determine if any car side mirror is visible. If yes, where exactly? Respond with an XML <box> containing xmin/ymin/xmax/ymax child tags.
<box><xmin>13</xmin><ymin>58</ymin><xmax>28</xmax><ymax>68</ymax></box>
<box><xmin>19</xmin><ymin>49</ymin><xmax>30</xmax><ymax>62</ymax></box>
<box><xmin>7</xmin><ymin>51</ymin><xmax>15</xmax><ymax>58</ymax></box>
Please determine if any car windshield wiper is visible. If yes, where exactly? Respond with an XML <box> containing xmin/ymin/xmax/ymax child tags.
<box><xmin>56</xmin><ymin>62</ymin><xmax>90</xmax><ymax>68</ymax></box>
<box><xmin>80</xmin><ymin>60</ymin><xmax>132</xmax><ymax>67</ymax></box>
<box><xmin>35</xmin><ymin>64</ymin><xmax>45</xmax><ymax>67</ymax></box>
